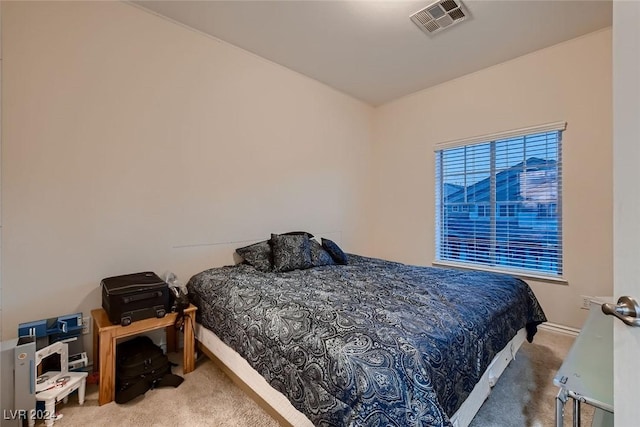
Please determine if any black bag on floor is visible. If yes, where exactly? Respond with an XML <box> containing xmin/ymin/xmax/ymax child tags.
<box><xmin>115</xmin><ymin>335</ymin><xmax>184</xmax><ymax>404</ymax></box>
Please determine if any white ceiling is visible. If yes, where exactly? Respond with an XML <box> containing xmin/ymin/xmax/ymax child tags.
<box><xmin>133</xmin><ymin>0</ymin><xmax>612</xmax><ymax>106</ymax></box>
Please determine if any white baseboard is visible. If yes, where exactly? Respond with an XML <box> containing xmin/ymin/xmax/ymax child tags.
<box><xmin>538</xmin><ymin>322</ymin><xmax>580</xmax><ymax>337</ymax></box>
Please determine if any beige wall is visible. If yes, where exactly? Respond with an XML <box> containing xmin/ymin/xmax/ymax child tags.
<box><xmin>2</xmin><ymin>0</ymin><xmax>613</xmax><ymax>346</ymax></box>
<box><xmin>1</xmin><ymin>2</ymin><xmax>374</xmax><ymax>341</ymax></box>
<box><xmin>371</xmin><ymin>29</ymin><xmax>613</xmax><ymax>329</ymax></box>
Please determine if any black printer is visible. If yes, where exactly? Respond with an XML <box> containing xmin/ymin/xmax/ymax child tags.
<box><xmin>101</xmin><ymin>272</ymin><xmax>170</xmax><ymax>326</ymax></box>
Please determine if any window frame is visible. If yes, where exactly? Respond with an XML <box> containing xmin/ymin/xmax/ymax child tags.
<box><xmin>433</xmin><ymin>122</ymin><xmax>566</xmax><ymax>282</ymax></box>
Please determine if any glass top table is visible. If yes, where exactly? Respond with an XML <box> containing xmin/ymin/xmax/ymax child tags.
<box><xmin>553</xmin><ymin>298</ymin><xmax>613</xmax><ymax>427</ymax></box>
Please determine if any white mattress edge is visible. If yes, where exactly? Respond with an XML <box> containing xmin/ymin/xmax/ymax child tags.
<box><xmin>196</xmin><ymin>323</ymin><xmax>526</xmax><ymax>427</ymax></box>
<box><xmin>449</xmin><ymin>328</ymin><xmax>527</xmax><ymax>427</ymax></box>
<box><xmin>196</xmin><ymin>323</ymin><xmax>314</xmax><ymax>427</ymax></box>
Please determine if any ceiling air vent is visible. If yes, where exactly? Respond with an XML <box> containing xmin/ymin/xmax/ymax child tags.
<box><xmin>410</xmin><ymin>0</ymin><xmax>469</xmax><ymax>36</ymax></box>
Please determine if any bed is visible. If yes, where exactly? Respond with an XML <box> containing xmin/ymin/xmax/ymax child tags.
<box><xmin>186</xmin><ymin>250</ymin><xmax>546</xmax><ymax>427</ymax></box>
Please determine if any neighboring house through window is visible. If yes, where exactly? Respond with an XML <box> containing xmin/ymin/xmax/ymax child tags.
<box><xmin>434</xmin><ymin>122</ymin><xmax>565</xmax><ymax>277</ymax></box>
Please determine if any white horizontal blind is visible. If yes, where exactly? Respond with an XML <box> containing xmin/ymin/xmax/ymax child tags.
<box><xmin>435</xmin><ymin>129</ymin><xmax>563</xmax><ymax>276</ymax></box>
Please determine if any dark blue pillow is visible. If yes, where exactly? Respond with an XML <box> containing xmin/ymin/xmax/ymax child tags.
<box><xmin>270</xmin><ymin>233</ymin><xmax>312</xmax><ymax>272</ymax></box>
<box><xmin>283</xmin><ymin>231</ymin><xmax>314</xmax><ymax>238</ymax></box>
<box><xmin>236</xmin><ymin>240</ymin><xmax>272</xmax><ymax>272</ymax></box>
<box><xmin>310</xmin><ymin>240</ymin><xmax>336</xmax><ymax>267</ymax></box>
<box><xmin>321</xmin><ymin>238</ymin><xmax>348</xmax><ymax>265</ymax></box>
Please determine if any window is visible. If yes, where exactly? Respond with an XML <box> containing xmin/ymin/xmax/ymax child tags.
<box><xmin>435</xmin><ymin>123</ymin><xmax>564</xmax><ymax>277</ymax></box>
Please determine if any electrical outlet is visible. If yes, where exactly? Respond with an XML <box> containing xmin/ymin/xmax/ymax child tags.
<box><xmin>82</xmin><ymin>316</ymin><xmax>91</xmax><ymax>335</ymax></box>
<box><xmin>580</xmin><ymin>295</ymin><xmax>592</xmax><ymax>310</ymax></box>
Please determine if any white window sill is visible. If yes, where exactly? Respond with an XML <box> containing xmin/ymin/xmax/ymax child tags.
<box><xmin>431</xmin><ymin>260</ymin><xmax>568</xmax><ymax>285</ymax></box>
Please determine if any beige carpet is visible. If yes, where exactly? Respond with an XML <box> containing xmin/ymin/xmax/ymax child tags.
<box><xmin>470</xmin><ymin>329</ymin><xmax>593</xmax><ymax>427</ymax></box>
<box><xmin>47</xmin><ymin>329</ymin><xmax>591</xmax><ymax>427</ymax></box>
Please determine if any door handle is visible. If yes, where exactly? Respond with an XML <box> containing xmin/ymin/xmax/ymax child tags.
<box><xmin>601</xmin><ymin>296</ymin><xmax>640</xmax><ymax>326</ymax></box>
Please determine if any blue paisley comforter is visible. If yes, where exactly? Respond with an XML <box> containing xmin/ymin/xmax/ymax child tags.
<box><xmin>187</xmin><ymin>254</ymin><xmax>546</xmax><ymax>427</ymax></box>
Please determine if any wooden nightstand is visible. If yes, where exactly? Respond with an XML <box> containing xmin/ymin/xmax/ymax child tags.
<box><xmin>91</xmin><ymin>304</ymin><xmax>197</xmax><ymax>405</ymax></box>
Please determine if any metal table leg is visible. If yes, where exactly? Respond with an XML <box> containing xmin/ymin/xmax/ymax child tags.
<box><xmin>573</xmin><ymin>398</ymin><xmax>581</xmax><ymax>427</ymax></box>
<box><xmin>556</xmin><ymin>388</ymin><xmax>568</xmax><ymax>427</ymax></box>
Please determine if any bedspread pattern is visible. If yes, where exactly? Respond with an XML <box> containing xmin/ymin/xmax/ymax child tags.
<box><xmin>187</xmin><ymin>255</ymin><xmax>546</xmax><ymax>427</ymax></box>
